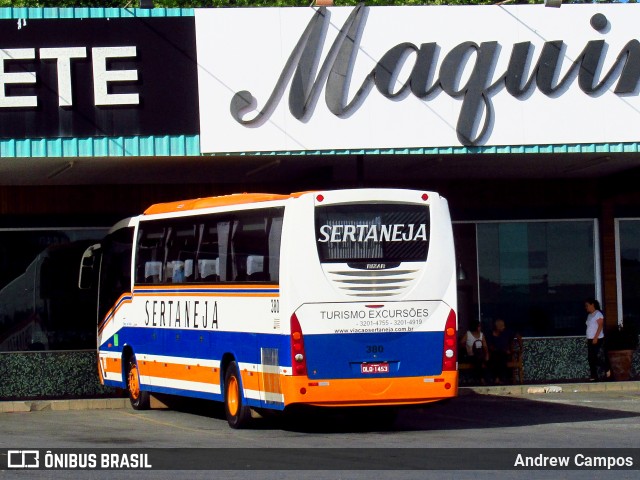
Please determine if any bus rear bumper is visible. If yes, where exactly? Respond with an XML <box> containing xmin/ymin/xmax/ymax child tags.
<box><xmin>280</xmin><ymin>371</ymin><xmax>458</xmax><ymax>407</ymax></box>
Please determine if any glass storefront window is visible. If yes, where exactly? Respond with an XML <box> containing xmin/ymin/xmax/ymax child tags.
<box><xmin>0</xmin><ymin>228</ymin><xmax>107</xmax><ymax>352</ymax></box>
<box><xmin>456</xmin><ymin>220</ymin><xmax>597</xmax><ymax>337</ymax></box>
<box><xmin>617</xmin><ymin>220</ymin><xmax>640</xmax><ymax>332</ymax></box>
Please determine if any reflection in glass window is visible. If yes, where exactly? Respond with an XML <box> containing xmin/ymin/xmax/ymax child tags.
<box><xmin>618</xmin><ymin>220</ymin><xmax>640</xmax><ymax>333</ymax></box>
<box><xmin>0</xmin><ymin>229</ymin><xmax>108</xmax><ymax>352</ymax></box>
<box><xmin>476</xmin><ymin>221</ymin><xmax>596</xmax><ymax>337</ymax></box>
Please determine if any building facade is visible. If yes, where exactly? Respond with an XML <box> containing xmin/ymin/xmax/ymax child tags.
<box><xmin>1</xmin><ymin>4</ymin><xmax>639</xmax><ymax>398</ymax></box>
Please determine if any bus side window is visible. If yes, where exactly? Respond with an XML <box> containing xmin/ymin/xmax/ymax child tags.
<box><xmin>229</xmin><ymin>210</ymin><xmax>283</xmax><ymax>283</ymax></box>
<box><xmin>198</xmin><ymin>258</ymin><xmax>219</xmax><ymax>280</ymax></box>
<box><xmin>230</xmin><ymin>216</ymin><xmax>266</xmax><ymax>282</ymax></box>
<box><xmin>268</xmin><ymin>215</ymin><xmax>283</xmax><ymax>283</ymax></box>
<box><xmin>246</xmin><ymin>255</ymin><xmax>265</xmax><ymax>280</ymax></box>
<box><xmin>196</xmin><ymin>220</ymin><xmax>221</xmax><ymax>282</ymax></box>
<box><xmin>179</xmin><ymin>236</ymin><xmax>197</xmax><ymax>282</ymax></box>
<box><xmin>135</xmin><ymin>227</ymin><xmax>166</xmax><ymax>284</ymax></box>
<box><xmin>165</xmin><ymin>223</ymin><xmax>197</xmax><ymax>283</ymax></box>
<box><xmin>145</xmin><ymin>261</ymin><xmax>162</xmax><ymax>283</ymax></box>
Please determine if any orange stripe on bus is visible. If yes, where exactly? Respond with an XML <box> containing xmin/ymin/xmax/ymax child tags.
<box><xmin>97</xmin><ymin>357</ymin><xmax>104</xmax><ymax>383</ymax></box>
<box><xmin>133</xmin><ymin>292</ymin><xmax>277</xmax><ymax>298</ymax></box>
<box><xmin>110</xmin><ymin>358</ymin><xmax>285</xmax><ymax>399</ymax></box>
<box><xmin>138</xmin><ymin>360</ymin><xmax>220</xmax><ymax>385</ymax></box>
<box><xmin>144</xmin><ymin>193</ymin><xmax>291</xmax><ymax>215</ymax></box>
<box><xmin>280</xmin><ymin>372</ymin><xmax>459</xmax><ymax>407</ymax></box>
<box><xmin>259</xmin><ymin>371</ymin><xmax>283</xmax><ymax>395</ymax></box>
<box><xmin>106</xmin><ymin>357</ymin><xmax>448</xmax><ymax>407</ymax></box>
<box><xmin>103</xmin><ymin>357</ymin><xmax>122</xmax><ymax>375</ymax></box>
<box><xmin>240</xmin><ymin>369</ymin><xmax>260</xmax><ymax>392</ymax></box>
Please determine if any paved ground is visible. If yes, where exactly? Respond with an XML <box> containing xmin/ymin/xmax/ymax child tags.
<box><xmin>1</xmin><ymin>383</ymin><xmax>639</xmax><ymax>480</ymax></box>
<box><xmin>2</xmin><ymin>380</ymin><xmax>639</xmax><ymax>413</ymax></box>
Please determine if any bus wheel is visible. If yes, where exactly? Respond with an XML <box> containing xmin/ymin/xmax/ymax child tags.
<box><xmin>127</xmin><ymin>356</ymin><xmax>150</xmax><ymax>410</ymax></box>
<box><xmin>224</xmin><ymin>361</ymin><xmax>252</xmax><ymax>429</ymax></box>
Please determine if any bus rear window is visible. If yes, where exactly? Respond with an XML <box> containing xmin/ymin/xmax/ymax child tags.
<box><xmin>315</xmin><ymin>204</ymin><xmax>430</xmax><ymax>263</ymax></box>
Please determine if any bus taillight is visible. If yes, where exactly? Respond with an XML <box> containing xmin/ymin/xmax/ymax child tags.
<box><xmin>290</xmin><ymin>313</ymin><xmax>308</xmax><ymax>376</ymax></box>
<box><xmin>442</xmin><ymin>309</ymin><xmax>457</xmax><ymax>371</ymax></box>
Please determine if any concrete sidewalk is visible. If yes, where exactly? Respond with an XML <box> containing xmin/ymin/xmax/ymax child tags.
<box><xmin>460</xmin><ymin>379</ymin><xmax>640</xmax><ymax>396</ymax></box>
<box><xmin>2</xmin><ymin>381</ymin><xmax>639</xmax><ymax>413</ymax></box>
<box><xmin>0</xmin><ymin>397</ymin><xmax>131</xmax><ymax>413</ymax></box>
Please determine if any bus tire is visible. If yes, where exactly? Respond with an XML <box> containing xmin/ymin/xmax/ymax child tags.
<box><xmin>224</xmin><ymin>361</ymin><xmax>252</xmax><ymax>429</ymax></box>
<box><xmin>127</xmin><ymin>356</ymin><xmax>150</xmax><ymax>410</ymax></box>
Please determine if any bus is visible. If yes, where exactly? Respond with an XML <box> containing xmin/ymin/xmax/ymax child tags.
<box><xmin>80</xmin><ymin>189</ymin><xmax>458</xmax><ymax>428</ymax></box>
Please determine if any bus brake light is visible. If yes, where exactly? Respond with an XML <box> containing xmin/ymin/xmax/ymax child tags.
<box><xmin>442</xmin><ymin>309</ymin><xmax>457</xmax><ymax>371</ymax></box>
<box><xmin>290</xmin><ymin>313</ymin><xmax>308</xmax><ymax>376</ymax></box>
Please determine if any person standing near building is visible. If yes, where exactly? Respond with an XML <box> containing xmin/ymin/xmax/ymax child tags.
<box><xmin>460</xmin><ymin>319</ymin><xmax>489</xmax><ymax>385</ymax></box>
<box><xmin>487</xmin><ymin>318</ymin><xmax>513</xmax><ymax>384</ymax></box>
<box><xmin>585</xmin><ymin>298</ymin><xmax>611</xmax><ymax>382</ymax></box>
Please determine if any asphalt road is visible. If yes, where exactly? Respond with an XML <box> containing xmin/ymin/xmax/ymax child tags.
<box><xmin>1</xmin><ymin>389</ymin><xmax>639</xmax><ymax>479</ymax></box>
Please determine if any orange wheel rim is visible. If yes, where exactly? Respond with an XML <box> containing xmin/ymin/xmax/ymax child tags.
<box><xmin>129</xmin><ymin>364</ymin><xmax>140</xmax><ymax>401</ymax></box>
<box><xmin>228</xmin><ymin>376</ymin><xmax>239</xmax><ymax>416</ymax></box>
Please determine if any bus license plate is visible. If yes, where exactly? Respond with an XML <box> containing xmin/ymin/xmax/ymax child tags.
<box><xmin>361</xmin><ymin>362</ymin><xmax>389</xmax><ymax>374</ymax></box>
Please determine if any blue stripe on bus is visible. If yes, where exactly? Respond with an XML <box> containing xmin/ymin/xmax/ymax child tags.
<box><xmin>103</xmin><ymin>379</ymin><xmax>124</xmax><ymax>389</ymax></box>
<box><xmin>101</xmin><ymin>327</ymin><xmax>288</xmax><ymax>366</ymax></box>
<box><xmin>135</xmin><ymin>384</ymin><xmax>275</xmax><ymax>410</ymax></box>
<box><xmin>102</xmin><ymin>327</ymin><xmax>444</xmax><ymax>379</ymax></box>
<box><xmin>104</xmin><ymin>378</ymin><xmax>275</xmax><ymax>410</ymax></box>
<box><xmin>145</xmin><ymin>384</ymin><xmax>222</xmax><ymax>402</ymax></box>
<box><xmin>112</xmin><ymin>295</ymin><xmax>132</xmax><ymax>310</ymax></box>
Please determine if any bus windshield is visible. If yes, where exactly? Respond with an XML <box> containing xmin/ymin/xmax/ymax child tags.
<box><xmin>315</xmin><ymin>203</ymin><xmax>430</xmax><ymax>263</ymax></box>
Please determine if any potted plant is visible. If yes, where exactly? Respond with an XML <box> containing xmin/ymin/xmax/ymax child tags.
<box><xmin>606</xmin><ymin>323</ymin><xmax>639</xmax><ymax>381</ymax></box>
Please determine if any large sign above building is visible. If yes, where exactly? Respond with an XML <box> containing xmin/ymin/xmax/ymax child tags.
<box><xmin>195</xmin><ymin>4</ymin><xmax>640</xmax><ymax>153</ymax></box>
<box><xmin>0</xmin><ymin>17</ymin><xmax>199</xmax><ymax>139</ymax></box>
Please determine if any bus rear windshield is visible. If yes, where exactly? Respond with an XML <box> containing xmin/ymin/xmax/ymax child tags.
<box><xmin>315</xmin><ymin>204</ymin><xmax>430</xmax><ymax>263</ymax></box>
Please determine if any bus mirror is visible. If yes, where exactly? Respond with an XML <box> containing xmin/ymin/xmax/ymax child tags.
<box><xmin>78</xmin><ymin>244</ymin><xmax>101</xmax><ymax>290</ymax></box>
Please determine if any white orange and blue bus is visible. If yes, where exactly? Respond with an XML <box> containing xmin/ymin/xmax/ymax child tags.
<box><xmin>80</xmin><ymin>189</ymin><xmax>458</xmax><ymax>428</ymax></box>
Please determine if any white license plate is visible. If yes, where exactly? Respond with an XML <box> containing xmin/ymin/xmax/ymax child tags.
<box><xmin>361</xmin><ymin>362</ymin><xmax>389</xmax><ymax>374</ymax></box>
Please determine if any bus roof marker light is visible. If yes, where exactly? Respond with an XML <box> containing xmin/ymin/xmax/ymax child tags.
<box><xmin>421</xmin><ymin>193</ymin><xmax>429</xmax><ymax>201</ymax></box>
<box><xmin>316</xmin><ymin>194</ymin><xmax>324</xmax><ymax>202</ymax></box>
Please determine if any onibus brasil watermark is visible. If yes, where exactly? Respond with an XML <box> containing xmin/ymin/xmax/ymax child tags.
<box><xmin>7</xmin><ymin>450</ymin><xmax>151</xmax><ymax>470</ymax></box>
